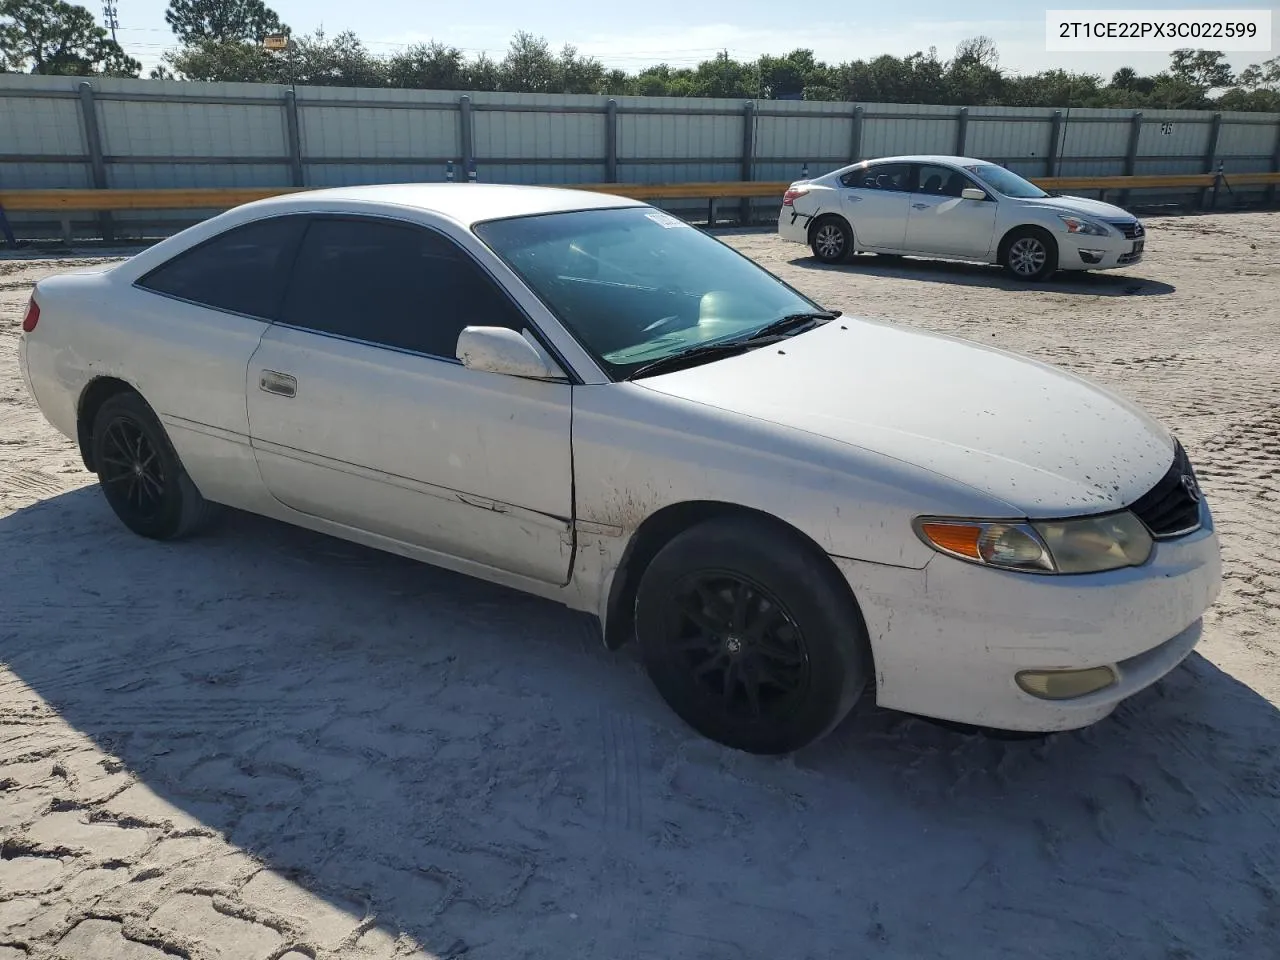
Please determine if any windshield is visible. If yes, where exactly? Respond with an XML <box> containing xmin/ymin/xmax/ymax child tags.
<box><xmin>964</xmin><ymin>164</ymin><xmax>1049</xmax><ymax>199</ymax></box>
<box><xmin>473</xmin><ymin>206</ymin><xmax>821</xmax><ymax>379</ymax></box>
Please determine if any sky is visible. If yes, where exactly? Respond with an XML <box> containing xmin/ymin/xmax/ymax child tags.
<box><xmin>109</xmin><ymin>0</ymin><xmax>1278</xmax><ymax>81</ymax></box>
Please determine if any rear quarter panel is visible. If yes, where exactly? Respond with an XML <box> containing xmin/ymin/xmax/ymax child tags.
<box><xmin>22</xmin><ymin>264</ymin><xmax>273</xmax><ymax>508</ymax></box>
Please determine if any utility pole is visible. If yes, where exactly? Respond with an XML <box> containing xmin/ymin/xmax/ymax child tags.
<box><xmin>102</xmin><ymin>0</ymin><xmax>119</xmax><ymax>42</ymax></box>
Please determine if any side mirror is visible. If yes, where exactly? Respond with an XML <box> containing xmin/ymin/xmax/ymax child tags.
<box><xmin>961</xmin><ymin>187</ymin><xmax>987</xmax><ymax>201</ymax></box>
<box><xmin>456</xmin><ymin>326</ymin><xmax>567</xmax><ymax>381</ymax></box>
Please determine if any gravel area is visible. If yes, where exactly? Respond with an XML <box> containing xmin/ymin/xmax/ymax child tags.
<box><xmin>2</xmin><ymin>211</ymin><xmax>1279</xmax><ymax>960</ymax></box>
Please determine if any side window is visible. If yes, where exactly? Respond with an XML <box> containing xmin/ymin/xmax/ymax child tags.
<box><xmin>842</xmin><ymin>162</ymin><xmax>913</xmax><ymax>192</ymax></box>
<box><xmin>136</xmin><ymin>216</ymin><xmax>307</xmax><ymax>319</ymax></box>
<box><xmin>839</xmin><ymin>165</ymin><xmax>869</xmax><ymax>188</ymax></box>
<box><xmin>280</xmin><ymin>217</ymin><xmax>525</xmax><ymax>359</ymax></box>
<box><xmin>915</xmin><ymin>164</ymin><xmax>978</xmax><ymax>198</ymax></box>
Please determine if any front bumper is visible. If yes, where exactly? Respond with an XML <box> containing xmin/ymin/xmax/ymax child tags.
<box><xmin>1057</xmin><ymin>232</ymin><xmax>1145</xmax><ymax>271</ymax></box>
<box><xmin>832</xmin><ymin>502</ymin><xmax>1221</xmax><ymax>731</ymax></box>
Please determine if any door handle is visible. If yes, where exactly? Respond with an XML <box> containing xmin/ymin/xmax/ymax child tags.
<box><xmin>259</xmin><ymin>370</ymin><xmax>297</xmax><ymax>398</ymax></box>
<box><xmin>912</xmin><ymin>202</ymin><xmax>929</xmax><ymax>209</ymax></box>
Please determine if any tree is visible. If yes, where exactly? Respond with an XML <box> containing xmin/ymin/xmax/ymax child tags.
<box><xmin>0</xmin><ymin>18</ymin><xmax>18</xmax><ymax>69</ymax></box>
<box><xmin>466</xmin><ymin>52</ymin><xmax>501</xmax><ymax>91</ymax></box>
<box><xmin>1</xmin><ymin>0</ymin><xmax>139</xmax><ymax>75</ymax></box>
<box><xmin>1169</xmin><ymin>48</ymin><xmax>1233</xmax><ymax>89</ymax></box>
<box><xmin>1236</xmin><ymin>55</ymin><xmax>1279</xmax><ymax>91</ymax></box>
<box><xmin>130</xmin><ymin>27</ymin><xmax>1280</xmax><ymax>112</ymax></box>
<box><xmin>954</xmin><ymin>35</ymin><xmax>999</xmax><ymax>70</ymax></box>
<box><xmin>276</xmin><ymin>29</ymin><xmax>383</xmax><ymax>86</ymax></box>
<box><xmin>1005</xmin><ymin>69</ymin><xmax>1102</xmax><ymax>107</ymax></box>
<box><xmin>690</xmin><ymin>50</ymin><xmax>755</xmax><ymax>98</ymax></box>
<box><xmin>1216</xmin><ymin>86</ymin><xmax>1280</xmax><ymax>111</ymax></box>
<box><xmin>557</xmin><ymin>43</ymin><xmax>605</xmax><ymax>94</ymax></box>
<box><xmin>1110</xmin><ymin>67</ymin><xmax>1139</xmax><ymax>90</ymax></box>
<box><xmin>1142</xmin><ymin>72</ymin><xmax>1212</xmax><ymax>109</ymax></box>
<box><xmin>600</xmin><ymin>67</ymin><xmax>629</xmax><ymax>96</ymax></box>
<box><xmin>757</xmin><ymin>49</ymin><xmax>818</xmax><ymax>99</ymax></box>
<box><xmin>164</xmin><ymin>0</ymin><xmax>284</xmax><ymax>45</ymax></box>
<box><xmin>164</xmin><ymin>38</ymin><xmax>272</xmax><ymax>82</ymax></box>
<box><xmin>499</xmin><ymin>31</ymin><xmax>558</xmax><ymax>93</ymax></box>
<box><xmin>386</xmin><ymin>41</ymin><xmax>468</xmax><ymax>90</ymax></box>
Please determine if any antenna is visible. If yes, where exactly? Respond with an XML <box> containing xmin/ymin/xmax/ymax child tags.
<box><xmin>102</xmin><ymin>0</ymin><xmax>119</xmax><ymax>42</ymax></box>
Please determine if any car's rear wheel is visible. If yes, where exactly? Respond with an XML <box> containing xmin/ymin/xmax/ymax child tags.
<box><xmin>1001</xmin><ymin>227</ymin><xmax>1058</xmax><ymax>281</ymax></box>
<box><xmin>635</xmin><ymin>516</ymin><xmax>870</xmax><ymax>754</ymax></box>
<box><xmin>809</xmin><ymin>216</ymin><xmax>852</xmax><ymax>264</ymax></box>
<box><xmin>90</xmin><ymin>391</ymin><xmax>217</xmax><ymax>540</ymax></box>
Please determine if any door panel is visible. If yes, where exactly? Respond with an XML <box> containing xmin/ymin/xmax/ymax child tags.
<box><xmin>904</xmin><ymin>164</ymin><xmax>998</xmax><ymax>258</ymax></box>
<box><xmin>247</xmin><ymin>325</ymin><xmax>574</xmax><ymax>584</ymax></box>
<box><xmin>245</xmin><ymin>214</ymin><xmax>575</xmax><ymax>586</ymax></box>
<box><xmin>839</xmin><ymin>162</ymin><xmax>913</xmax><ymax>250</ymax></box>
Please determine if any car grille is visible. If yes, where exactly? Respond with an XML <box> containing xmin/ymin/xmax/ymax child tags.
<box><xmin>1126</xmin><ymin>440</ymin><xmax>1203</xmax><ymax>539</ymax></box>
<box><xmin>1106</xmin><ymin>218</ymin><xmax>1145</xmax><ymax>240</ymax></box>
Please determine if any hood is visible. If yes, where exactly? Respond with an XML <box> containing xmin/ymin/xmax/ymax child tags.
<box><xmin>638</xmin><ymin>319</ymin><xmax>1175</xmax><ymax>518</ymax></box>
<box><xmin>1024</xmin><ymin>194</ymin><xmax>1137</xmax><ymax>223</ymax></box>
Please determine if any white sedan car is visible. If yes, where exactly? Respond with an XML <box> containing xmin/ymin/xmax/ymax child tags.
<box><xmin>778</xmin><ymin>154</ymin><xmax>1147</xmax><ymax>280</ymax></box>
<box><xmin>19</xmin><ymin>183</ymin><xmax>1218</xmax><ymax>754</ymax></box>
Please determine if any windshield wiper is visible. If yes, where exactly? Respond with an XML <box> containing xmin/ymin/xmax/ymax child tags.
<box><xmin>744</xmin><ymin>310</ymin><xmax>840</xmax><ymax>341</ymax></box>
<box><xmin>625</xmin><ymin>337</ymin><xmax>785</xmax><ymax>380</ymax></box>
<box><xmin>624</xmin><ymin>311</ymin><xmax>840</xmax><ymax>381</ymax></box>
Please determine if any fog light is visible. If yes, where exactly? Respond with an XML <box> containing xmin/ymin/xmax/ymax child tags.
<box><xmin>1015</xmin><ymin>666</ymin><xmax>1117</xmax><ymax>700</ymax></box>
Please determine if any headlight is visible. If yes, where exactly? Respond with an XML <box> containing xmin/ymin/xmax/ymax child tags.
<box><xmin>1032</xmin><ymin>512</ymin><xmax>1153</xmax><ymax>573</ymax></box>
<box><xmin>915</xmin><ymin>511</ymin><xmax>1153</xmax><ymax>575</ymax></box>
<box><xmin>1059</xmin><ymin>215</ymin><xmax>1110</xmax><ymax>237</ymax></box>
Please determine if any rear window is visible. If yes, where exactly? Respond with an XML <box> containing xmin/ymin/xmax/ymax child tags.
<box><xmin>136</xmin><ymin>216</ymin><xmax>307</xmax><ymax>319</ymax></box>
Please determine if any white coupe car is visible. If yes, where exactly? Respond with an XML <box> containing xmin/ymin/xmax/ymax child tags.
<box><xmin>19</xmin><ymin>183</ymin><xmax>1219</xmax><ymax>755</ymax></box>
<box><xmin>778</xmin><ymin>154</ymin><xmax>1147</xmax><ymax>280</ymax></box>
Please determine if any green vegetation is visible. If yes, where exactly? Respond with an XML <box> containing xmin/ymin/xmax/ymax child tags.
<box><xmin>2</xmin><ymin>0</ymin><xmax>1277</xmax><ymax>111</ymax></box>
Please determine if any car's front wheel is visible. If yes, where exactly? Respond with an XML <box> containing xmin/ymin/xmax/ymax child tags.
<box><xmin>90</xmin><ymin>391</ymin><xmax>217</xmax><ymax>540</ymax></box>
<box><xmin>808</xmin><ymin>215</ymin><xmax>853</xmax><ymax>264</ymax></box>
<box><xmin>635</xmin><ymin>516</ymin><xmax>870</xmax><ymax>754</ymax></box>
<box><xmin>1001</xmin><ymin>227</ymin><xmax>1058</xmax><ymax>282</ymax></box>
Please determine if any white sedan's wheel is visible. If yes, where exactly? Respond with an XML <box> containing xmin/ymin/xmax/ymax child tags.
<box><xmin>809</xmin><ymin>217</ymin><xmax>852</xmax><ymax>264</ymax></box>
<box><xmin>1002</xmin><ymin>227</ymin><xmax>1058</xmax><ymax>282</ymax></box>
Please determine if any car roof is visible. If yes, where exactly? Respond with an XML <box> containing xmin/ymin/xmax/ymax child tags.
<box><xmin>240</xmin><ymin>182</ymin><xmax>646</xmax><ymax>227</ymax></box>
<box><xmin>847</xmin><ymin>155</ymin><xmax>989</xmax><ymax>168</ymax></box>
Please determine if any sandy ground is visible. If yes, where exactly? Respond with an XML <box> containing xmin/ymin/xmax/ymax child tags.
<box><xmin>2</xmin><ymin>213</ymin><xmax>1279</xmax><ymax>960</ymax></box>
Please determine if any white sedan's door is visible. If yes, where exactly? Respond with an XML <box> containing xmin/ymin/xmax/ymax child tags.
<box><xmin>903</xmin><ymin>163</ymin><xmax>999</xmax><ymax>258</ymax></box>
<box><xmin>839</xmin><ymin>161</ymin><xmax>913</xmax><ymax>250</ymax></box>
<box><xmin>246</xmin><ymin>215</ymin><xmax>574</xmax><ymax>586</ymax></box>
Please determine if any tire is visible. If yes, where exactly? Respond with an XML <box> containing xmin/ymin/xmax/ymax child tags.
<box><xmin>808</xmin><ymin>215</ymin><xmax>853</xmax><ymax>264</ymax></box>
<box><xmin>634</xmin><ymin>516</ymin><xmax>870</xmax><ymax>754</ymax></box>
<box><xmin>1001</xmin><ymin>227</ymin><xmax>1058</xmax><ymax>282</ymax></box>
<box><xmin>90</xmin><ymin>391</ymin><xmax>218</xmax><ymax>540</ymax></box>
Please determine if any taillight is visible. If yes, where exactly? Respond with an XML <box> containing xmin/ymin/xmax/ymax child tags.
<box><xmin>21</xmin><ymin>296</ymin><xmax>40</xmax><ymax>333</ymax></box>
<box><xmin>782</xmin><ymin>187</ymin><xmax>809</xmax><ymax>206</ymax></box>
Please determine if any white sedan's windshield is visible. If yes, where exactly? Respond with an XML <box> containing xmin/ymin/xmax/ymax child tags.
<box><xmin>965</xmin><ymin>164</ymin><xmax>1049</xmax><ymax>199</ymax></box>
<box><xmin>473</xmin><ymin>206</ymin><xmax>820</xmax><ymax>379</ymax></box>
